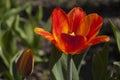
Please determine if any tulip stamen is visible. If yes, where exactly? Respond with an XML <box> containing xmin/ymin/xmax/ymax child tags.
<box><xmin>69</xmin><ymin>32</ymin><xmax>75</xmax><ymax>36</ymax></box>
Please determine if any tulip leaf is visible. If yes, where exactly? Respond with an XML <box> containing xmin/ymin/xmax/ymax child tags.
<box><xmin>35</xmin><ymin>6</ymin><xmax>43</xmax><ymax>22</ymax></box>
<box><xmin>19</xmin><ymin>20</ymin><xmax>34</xmax><ymax>46</ymax></box>
<box><xmin>13</xmin><ymin>15</ymin><xmax>41</xmax><ymax>49</ymax></box>
<box><xmin>114</xmin><ymin>61</ymin><xmax>120</xmax><ymax>67</ymax></box>
<box><xmin>111</xmin><ymin>61</ymin><xmax>120</xmax><ymax>79</ymax></box>
<box><xmin>2</xmin><ymin>2</ymin><xmax>31</xmax><ymax>21</ymax></box>
<box><xmin>49</xmin><ymin>47</ymin><xmax>62</xmax><ymax>70</ymax></box>
<box><xmin>0</xmin><ymin>0</ymin><xmax>11</xmax><ymax>11</ymax></box>
<box><xmin>2</xmin><ymin>70</ymin><xmax>14</xmax><ymax>80</ymax></box>
<box><xmin>0</xmin><ymin>0</ymin><xmax>11</xmax><ymax>20</ymax></box>
<box><xmin>10</xmin><ymin>50</ymin><xmax>23</xmax><ymax>80</ymax></box>
<box><xmin>12</xmin><ymin>15</ymin><xmax>28</xmax><ymax>45</ymax></box>
<box><xmin>0</xmin><ymin>46</ymin><xmax>9</xmax><ymax>68</ymax></box>
<box><xmin>10</xmin><ymin>0</ymin><xmax>19</xmax><ymax>7</ymax></box>
<box><xmin>52</xmin><ymin>54</ymin><xmax>79</xmax><ymax>80</ymax></box>
<box><xmin>6</xmin><ymin>16</ymin><xmax>16</xmax><ymax>28</ymax></box>
<box><xmin>75</xmin><ymin>48</ymin><xmax>89</xmax><ymax>72</ymax></box>
<box><xmin>0</xmin><ymin>15</ymin><xmax>17</xmax><ymax>68</ymax></box>
<box><xmin>50</xmin><ymin>47</ymin><xmax>79</xmax><ymax>80</ymax></box>
<box><xmin>13</xmin><ymin>15</ymin><xmax>34</xmax><ymax>48</ymax></box>
<box><xmin>1</xmin><ymin>29</ymin><xmax>17</xmax><ymax>67</ymax></box>
<box><xmin>110</xmin><ymin>20</ymin><xmax>120</xmax><ymax>53</ymax></box>
<box><xmin>92</xmin><ymin>43</ymin><xmax>109</xmax><ymax>80</ymax></box>
<box><xmin>51</xmin><ymin>54</ymin><xmax>66</xmax><ymax>80</ymax></box>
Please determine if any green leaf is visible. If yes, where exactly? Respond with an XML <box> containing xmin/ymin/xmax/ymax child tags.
<box><xmin>6</xmin><ymin>16</ymin><xmax>16</xmax><ymax>28</ymax></box>
<box><xmin>35</xmin><ymin>6</ymin><xmax>43</xmax><ymax>22</ymax></box>
<box><xmin>2</xmin><ymin>2</ymin><xmax>31</xmax><ymax>21</ymax></box>
<box><xmin>92</xmin><ymin>43</ymin><xmax>109</xmax><ymax>80</ymax></box>
<box><xmin>10</xmin><ymin>0</ymin><xmax>19</xmax><ymax>7</ymax></box>
<box><xmin>51</xmin><ymin>54</ymin><xmax>79</xmax><ymax>80</ymax></box>
<box><xmin>49</xmin><ymin>47</ymin><xmax>62</xmax><ymax>70</ymax></box>
<box><xmin>13</xmin><ymin>15</ymin><xmax>34</xmax><ymax>47</ymax></box>
<box><xmin>74</xmin><ymin>48</ymin><xmax>89</xmax><ymax>72</ymax></box>
<box><xmin>25</xmin><ymin>4</ymin><xmax>36</xmax><ymax>26</ymax></box>
<box><xmin>2</xmin><ymin>70</ymin><xmax>14</xmax><ymax>80</ymax></box>
<box><xmin>113</xmin><ymin>61</ymin><xmax>120</xmax><ymax>67</ymax></box>
<box><xmin>1</xmin><ymin>29</ymin><xmax>17</xmax><ymax>67</ymax></box>
<box><xmin>109</xmin><ymin>20</ymin><xmax>120</xmax><ymax>53</ymax></box>
<box><xmin>0</xmin><ymin>0</ymin><xmax>11</xmax><ymax>10</ymax></box>
<box><xmin>0</xmin><ymin>46</ymin><xmax>9</xmax><ymax>68</ymax></box>
<box><xmin>19</xmin><ymin>21</ymin><xmax>34</xmax><ymax>46</ymax></box>
<box><xmin>49</xmin><ymin>47</ymin><xmax>79</xmax><ymax>80</ymax></box>
<box><xmin>10</xmin><ymin>50</ymin><xmax>23</xmax><ymax>80</ymax></box>
<box><xmin>0</xmin><ymin>0</ymin><xmax>10</xmax><ymax>20</ymax></box>
<box><xmin>109</xmin><ymin>61</ymin><xmax>120</xmax><ymax>80</ymax></box>
<box><xmin>12</xmin><ymin>15</ymin><xmax>27</xmax><ymax>42</ymax></box>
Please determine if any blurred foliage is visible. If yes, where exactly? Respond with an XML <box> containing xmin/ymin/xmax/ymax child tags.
<box><xmin>0</xmin><ymin>0</ymin><xmax>45</xmax><ymax>79</ymax></box>
<box><xmin>109</xmin><ymin>20</ymin><xmax>120</xmax><ymax>80</ymax></box>
<box><xmin>110</xmin><ymin>20</ymin><xmax>120</xmax><ymax>53</ymax></box>
<box><xmin>92</xmin><ymin>43</ymin><xmax>109</xmax><ymax>80</ymax></box>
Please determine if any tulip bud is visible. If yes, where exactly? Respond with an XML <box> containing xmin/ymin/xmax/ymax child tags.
<box><xmin>16</xmin><ymin>49</ymin><xmax>34</xmax><ymax>77</ymax></box>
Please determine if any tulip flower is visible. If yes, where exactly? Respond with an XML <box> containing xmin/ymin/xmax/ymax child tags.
<box><xmin>34</xmin><ymin>7</ymin><xmax>110</xmax><ymax>55</ymax></box>
<box><xmin>16</xmin><ymin>49</ymin><xmax>34</xmax><ymax>77</ymax></box>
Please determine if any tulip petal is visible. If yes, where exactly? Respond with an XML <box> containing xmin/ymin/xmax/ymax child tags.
<box><xmin>34</xmin><ymin>28</ymin><xmax>65</xmax><ymax>52</ymax></box>
<box><xmin>86</xmin><ymin>14</ymin><xmax>103</xmax><ymax>41</ymax></box>
<box><xmin>52</xmin><ymin>8</ymin><xmax>69</xmax><ymax>42</ymax></box>
<box><xmin>61</xmin><ymin>34</ymin><xmax>87</xmax><ymax>54</ymax></box>
<box><xmin>68</xmin><ymin>7</ymin><xmax>86</xmax><ymax>33</ymax></box>
<box><xmin>34</xmin><ymin>28</ymin><xmax>54</xmax><ymax>42</ymax></box>
<box><xmin>76</xmin><ymin>14</ymin><xmax>91</xmax><ymax>36</ymax></box>
<box><xmin>90</xmin><ymin>36</ymin><xmax>110</xmax><ymax>45</ymax></box>
<box><xmin>16</xmin><ymin>49</ymin><xmax>34</xmax><ymax>76</ymax></box>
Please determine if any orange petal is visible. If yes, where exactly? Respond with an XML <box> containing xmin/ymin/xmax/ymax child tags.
<box><xmin>89</xmin><ymin>36</ymin><xmax>110</xmax><ymax>45</ymax></box>
<box><xmin>52</xmin><ymin>8</ymin><xmax>69</xmax><ymax>42</ymax></box>
<box><xmin>68</xmin><ymin>7</ymin><xmax>86</xmax><ymax>33</ymax></box>
<box><xmin>76</xmin><ymin>14</ymin><xmax>92</xmax><ymax>36</ymax></box>
<box><xmin>61</xmin><ymin>34</ymin><xmax>87</xmax><ymax>54</ymax></box>
<box><xmin>34</xmin><ymin>28</ymin><xmax>54</xmax><ymax>42</ymax></box>
<box><xmin>16</xmin><ymin>49</ymin><xmax>34</xmax><ymax>76</ymax></box>
<box><xmin>86</xmin><ymin>14</ymin><xmax>103</xmax><ymax>41</ymax></box>
<box><xmin>34</xmin><ymin>28</ymin><xmax>66</xmax><ymax>53</ymax></box>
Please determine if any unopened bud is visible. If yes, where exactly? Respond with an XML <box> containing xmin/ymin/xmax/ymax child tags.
<box><xmin>16</xmin><ymin>49</ymin><xmax>34</xmax><ymax>77</ymax></box>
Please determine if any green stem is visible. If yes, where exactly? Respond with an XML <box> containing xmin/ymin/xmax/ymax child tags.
<box><xmin>67</xmin><ymin>54</ymin><xmax>72</xmax><ymax>80</ymax></box>
<box><xmin>78</xmin><ymin>47</ymin><xmax>90</xmax><ymax>73</ymax></box>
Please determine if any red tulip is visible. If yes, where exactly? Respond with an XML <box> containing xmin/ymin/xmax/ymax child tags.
<box><xmin>34</xmin><ymin>7</ymin><xmax>110</xmax><ymax>55</ymax></box>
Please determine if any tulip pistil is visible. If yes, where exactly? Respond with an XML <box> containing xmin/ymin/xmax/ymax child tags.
<box><xmin>69</xmin><ymin>32</ymin><xmax>75</xmax><ymax>36</ymax></box>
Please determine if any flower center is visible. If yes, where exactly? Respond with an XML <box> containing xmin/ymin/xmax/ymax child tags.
<box><xmin>69</xmin><ymin>32</ymin><xmax>75</xmax><ymax>36</ymax></box>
